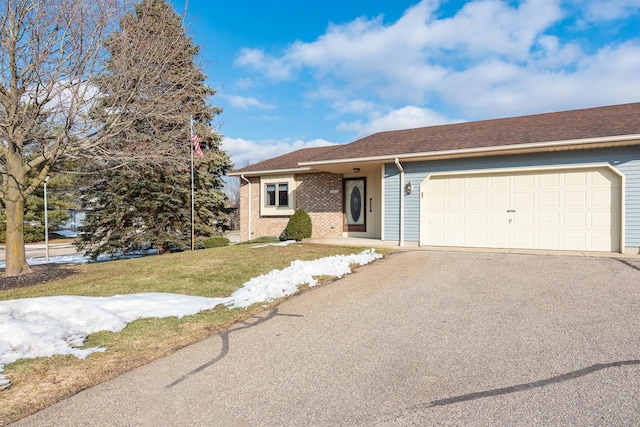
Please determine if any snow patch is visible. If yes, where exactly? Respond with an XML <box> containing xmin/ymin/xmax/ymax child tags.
<box><xmin>251</xmin><ymin>240</ymin><xmax>297</xmax><ymax>248</ymax></box>
<box><xmin>0</xmin><ymin>249</ymin><xmax>381</xmax><ymax>390</ymax></box>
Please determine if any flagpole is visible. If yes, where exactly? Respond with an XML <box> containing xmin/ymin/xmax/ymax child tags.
<box><xmin>190</xmin><ymin>117</ymin><xmax>195</xmax><ymax>251</ymax></box>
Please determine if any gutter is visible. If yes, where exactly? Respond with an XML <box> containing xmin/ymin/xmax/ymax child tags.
<box><xmin>240</xmin><ymin>175</ymin><xmax>251</xmax><ymax>240</ymax></box>
<box><xmin>394</xmin><ymin>158</ymin><xmax>405</xmax><ymax>247</ymax></box>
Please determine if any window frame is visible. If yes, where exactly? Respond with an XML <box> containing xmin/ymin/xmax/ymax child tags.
<box><xmin>260</xmin><ymin>176</ymin><xmax>295</xmax><ymax>216</ymax></box>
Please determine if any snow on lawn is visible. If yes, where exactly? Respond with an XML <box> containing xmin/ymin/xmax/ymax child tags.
<box><xmin>0</xmin><ymin>249</ymin><xmax>382</xmax><ymax>390</ymax></box>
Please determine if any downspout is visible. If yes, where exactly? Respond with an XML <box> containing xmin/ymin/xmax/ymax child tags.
<box><xmin>394</xmin><ymin>158</ymin><xmax>405</xmax><ymax>247</ymax></box>
<box><xmin>240</xmin><ymin>175</ymin><xmax>252</xmax><ymax>240</ymax></box>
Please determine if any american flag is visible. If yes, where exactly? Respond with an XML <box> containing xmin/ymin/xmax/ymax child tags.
<box><xmin>191</xmin><ymin>125</ymin><xmax>204</xmax><ymax>158</ymax></box>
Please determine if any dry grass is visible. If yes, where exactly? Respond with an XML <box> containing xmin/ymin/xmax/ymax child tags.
<box><xmin>0</xmin><ymin>243</ymin><xmax>390</xmax><ymax>426</ymax></box>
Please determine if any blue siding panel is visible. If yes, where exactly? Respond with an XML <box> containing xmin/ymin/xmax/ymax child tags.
<box><xmin>383</xmin><ymin>146</ymin><xmax>640</xmax><ymax>247</ymax></box>
<box><xmin>384</xmin><ymin>164</ymin><xmax>400</xmax><ymax>241</ymax></box>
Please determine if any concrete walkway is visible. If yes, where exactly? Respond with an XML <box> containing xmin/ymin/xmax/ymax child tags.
<box><xmin>12</xmin><ymin>250</ymin><xmax>640</xmax><ymax>426</ymax></box>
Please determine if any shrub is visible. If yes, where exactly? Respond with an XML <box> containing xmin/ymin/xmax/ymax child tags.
<box><xmin>198</xmin><ymin>236</ymin><xmax>230</xmax><ymax>249</ymax></box>
<box><xmin>284</xmin><ymin>209</ymin><xmax>312</xmax><ymax>241</ymax></box>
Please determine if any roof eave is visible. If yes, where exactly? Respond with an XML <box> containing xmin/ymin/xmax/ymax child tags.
<box><xmin>228</xmin><ymin>166</ymin><xmax>316</xmax><ymax>177</ymax></box>
<box><xmin>299</xmin><ymin>134</ymin><xmax>640</xmax><ymax>167</ymax></box>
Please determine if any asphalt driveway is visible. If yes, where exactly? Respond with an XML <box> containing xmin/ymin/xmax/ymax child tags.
<box><xmin>13</xmin><ymin>250</ymin><xmax>640</xmax><ymax>426</ymax></box>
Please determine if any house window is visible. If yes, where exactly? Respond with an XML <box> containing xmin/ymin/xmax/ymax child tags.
<box><xmin>266</xmin><ymin>184</ymin><xmax>276</xmax><ymax>206</ymax></box>
<box><xmin>278</xmin><ymin>183</ymin><xmax>289</xmax><ymax>206</ymax></box>
<box><xmin>260</xmin><ymin>176</ymin><xmax>295</xmax><ymax>216</ymax></box>
<box><xmin>265</xmin><ymin>183</ymin><xmax>289</xmax><ymax>207</ymax></box>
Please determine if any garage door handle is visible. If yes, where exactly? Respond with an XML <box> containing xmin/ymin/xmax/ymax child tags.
<box><xmin>507</xmin><ymin>209</ymin><xmax>516</xmax><ymax>212</ymax></box>
<box><xmin>370</xmin><ymin>198</ymin><xmax>372</xmax><ymax>212</ymax></box>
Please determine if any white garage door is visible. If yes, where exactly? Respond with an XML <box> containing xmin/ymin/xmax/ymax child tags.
<box><xmin>420</xmin><ymin>167</ymin><xmax>621</xmax><ymax>252</ymax></box>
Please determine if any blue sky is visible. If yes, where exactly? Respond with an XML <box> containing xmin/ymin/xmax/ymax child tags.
<box><xmin>170</xmin><ymin>0</ymin><xmax>640</xmax><ymax>168</ymax></box>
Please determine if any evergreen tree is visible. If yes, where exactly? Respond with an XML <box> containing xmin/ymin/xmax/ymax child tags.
<box><xmin>76</xmin><ymin>0</ymin><xmax>232</xmax><ymax>259</ymax></box>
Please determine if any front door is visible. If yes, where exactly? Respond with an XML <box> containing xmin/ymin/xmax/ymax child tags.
<box><xmin>344</xmin><ymin>178</ymin><xmax>366</xmax><ymax>232</ymax></box>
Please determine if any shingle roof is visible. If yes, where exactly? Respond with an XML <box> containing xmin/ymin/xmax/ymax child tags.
<box><xmin>314</xmin><ymin>102</ymin><xmax>640</xmax><ymax>162</ymax></box>
<box><xmin>232</xmin><ymin>102</ymin><xmax>640</xmax><ymax>174</ymax></box>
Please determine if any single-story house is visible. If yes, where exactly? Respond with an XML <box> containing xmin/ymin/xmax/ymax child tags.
<box><xmin>229</xmin><ymin>102</ymin><xmax>640</xmax><ymax>254</ymax></box>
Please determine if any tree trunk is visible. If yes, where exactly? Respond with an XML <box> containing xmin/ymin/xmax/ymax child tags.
<box><xmin>4</xmin><ymin>198</ymin><xmax>31</xmax><ymax>276</ymax></box>
<box><xmin>4</xmin><ymin>152</ymin><xmax>31</xmax><ymax>277</ymax></box>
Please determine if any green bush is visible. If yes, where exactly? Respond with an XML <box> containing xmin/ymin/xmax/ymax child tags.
<box><xmin>284</xmin><ymin>209</ymin><xmax>312</xmax><ymax>241</ymax></box>
<box><xmin>199</xmin><ymin>236</ymin><xmax>230</xmax><ymax>249</ymax></box>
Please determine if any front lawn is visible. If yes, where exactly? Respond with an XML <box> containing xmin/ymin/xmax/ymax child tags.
<box><xmin>0</xmin><ymin>243</ymin><xmax>389</xmax><ymax>426</ymax></box>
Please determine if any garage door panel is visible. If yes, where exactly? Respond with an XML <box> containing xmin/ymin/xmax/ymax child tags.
<box><xmin>468</xmin><ymin>212</ymin><xmax>487</xmax><ymax>227</ymax></box>
<box><xmin>513</xmin><ymin>231</ymin><xmax>535</xmax><ymax>247</ymax></box>
<box><xmin>539</xmin><ymin>212</ymin><xmax>559</xmax><ymax>227</ymax></box>
<box><xmin>564</xmin><ymin>172</ymin><xmax>588</xmax><ymax>186</ymax></box>
<box><xmin>591</xmin><ymin>212</ymin><xmax>612</xmax><ymax>227</ymax></box>
<box><xmin>564</xmin><ymin>191</ymin><xmax>587</xmax><ymax>207</ymax></box>
<box><xmin>449</xmin><ymin>230</ymin><xmax>465</xmax><ymax>245</ymax></box>
<box><xmin>427</xmin><ymin>212</ymin><xmax>445</xmax><ymax>227</ymax></box>
<box><xmin>447</xmin><ymin>212</ymin><xmax>465</xmax><ymax>227</ymax></box>
<box><xmin>490</xmin><ymin>212</ymin><xmax>509</xmax><ymax>227</ymax></box>
<box><xmin>421</xmin><ymin>168</ymin><xmax>620</xmax><ymax>252</ymax></box>
<box><xmin>538</xmin><ymin>231</ymin><xmax>559</xmax><ymax>248</ymax></box>
<box><xmin>539</xmin><ymin>174</ymin><xmax>560</xmax><ymax>187</ymax></box>
<box><xmin>513</xmin><ymin>212</ymin><xmax>534</xmax><ymax>227</ymax></box>
<box><xmin>426</xmin><ymin>193</ymin><xmax>445</xmax><ymax>208</ymax></box>
<box><xmin>469</xmin><ymin>176</ymin><xmax>488</xmax><ymax>189</ymax></box>
<box><xmin>491</xmin><ymin>193</ymin><xmax>510</xmax><ymax>207</ymax></box>
<box><xmin>468</xmin><ymin>230</ymin><xmax>488</xmax><ymax>246</ymax></box>
<box><xmin>591</xmin><ymin>190</ymin><xmax>613</xmax><ymax>206</ymax></box>
<box><xmin>469</xmin><ymin>193</ymin><xmax>487</xmax><ymax>208</ymax></box>
<box><xmin>538</xmin><ymin>192</ymin><xmax>560</xmax><ymax>207</ymax></box>
<box><xmin>490</xmin><ymin>175</ymin><xmax>510</xmax><ymax>189</ymax></box>
<box><xmin>448</xmin><ymin>178</ymin><xmax>466</xmax><ymax>190</ymax></box>
<box><xmin>514</xmin><ymin>174</ymin><xmax>534</xmax><ymax>188</ymax></box>
<box><xmin>449</xmin><ymin>194</ymin><xmax>465</xmax><ymax>209</ymax></box>
<box><xmin>425</xmin><ymin>229</ymin><xmax>445</xmax><ymax>245</ymax></box>
<box><xmin>489</xmin><ymin>231</ymin><xmax>510</xmax><ymax>247</ymax></box>
<box><xmin>591</xmin><ymin>232</ymin><xmax>615</xmax><ymax>249</ymax></box>
<box><xmin>513</xmin><ymin>192</ymin><xmax>534</xmax><ymax>207</ymax></box>
<box><xmin>564</xmin><ymin>212</ymin><xmax>586</xmax><ymax>227</ymax></box>
<box><xmin>564</xmin><ymin>232</ymin><xmax>587</xmax><ymax>250</ymax></box>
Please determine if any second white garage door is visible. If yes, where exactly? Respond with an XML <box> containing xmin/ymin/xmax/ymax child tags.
<box><xmin>420</xmin><ymin>166</ymin><xmax>621</xmax><ymax>252</ymax></box>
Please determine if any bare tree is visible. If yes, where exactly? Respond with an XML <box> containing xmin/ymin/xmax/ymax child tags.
<box><xmin>224</xmin><ymin>176</ymin><xmax>240</xmax><ymax>230</ymax></box>
<box><xmin>0</xmin><ymin>0</ymin><xmax>204</xmax><ymax>276</ymax></box>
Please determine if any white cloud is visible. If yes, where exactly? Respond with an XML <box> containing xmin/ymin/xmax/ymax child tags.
<box><xmin>578</xmin><ymin>0</ymin><xmax>640</xmax><ymax>22</ymax></box>
<box><xmin>332</xmin><ymin>99</ymin><xmax>379</xmax><ymax>115</ymax></box>
<box><xmin>233</xmin><ymin>0</ymin><xmax>640</xmax><ymax>122</ymax></box>
<box><xmin>427</xmin><ymin>0</ymin><xmax>563</xmax><ymax>60</ymax></box>
<box><xmin>235</xmin><ymin>48</ymin><xmax>293</xmax><ymax>80</ymax></box>
<box><xmin>234</xmin><ymin>0</ymin><xmax>566</xmax><ymax>104</ymax></box>
<box><xmin>224</xmin><ymin>94</ymin><xmax>274</xmax><ymax>110</ymax></box>
<box><xmin>232</xmin><ymin>78</ymin><xmax>256</xmax><ymax>90</ymax></box>
<box><xmin>222</xmin><ymin>137</ymin><xmax>337</xmax><ymax>168</ymax></box>
<box><xmin>338</xmin><ymin>106</ymin><xmax>458</xmax><ymax>138</ymax></box>
<box><xmin>437</xmin><ymin>40</ymin><xmax>640</xmax><ymax>117</ymax></box>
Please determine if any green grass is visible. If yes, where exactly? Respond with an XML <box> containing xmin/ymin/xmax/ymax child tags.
<box><xmin>0</xmin><ymin>243</ymin><xmax>390</xmax><ymax>426</ymax></box>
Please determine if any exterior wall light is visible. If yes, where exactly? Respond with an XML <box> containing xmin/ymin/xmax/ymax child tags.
<box><xmin>353</xmin><ymin>167</ymin><xmax>360</xmax><ymax>173</ymax></box>
<box><xmin>405</xmin><ymin>182</ymin><xmax>413</xmax><ymax>195</ymax></box>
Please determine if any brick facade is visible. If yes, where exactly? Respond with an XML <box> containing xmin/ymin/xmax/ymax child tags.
<box><xmin>239</xmin><ymin>173</ymin><xmax>343</xmax><ymax>242</ymax></box>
